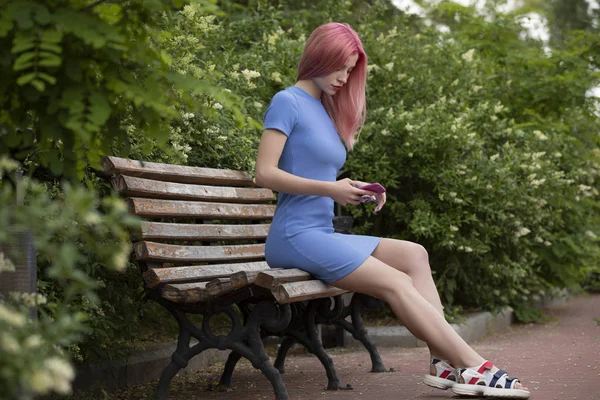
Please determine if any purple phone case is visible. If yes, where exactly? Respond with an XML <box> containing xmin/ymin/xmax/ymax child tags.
<box><xmin>359</xmin><ymin>182</ymin><xmax>386</xmax><ymax>193</ymax></box>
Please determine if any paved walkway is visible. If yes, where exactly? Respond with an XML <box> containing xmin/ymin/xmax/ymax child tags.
<box><xmin>111</xmin><ymin>294</ymin><xmax>600</xmax><ymax>399</ymax></box>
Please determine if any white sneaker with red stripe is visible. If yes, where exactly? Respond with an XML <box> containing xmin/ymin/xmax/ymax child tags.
<box><xmin>452</xmin><ymin>360</ymin><xmax>530</xmax><ymax>398</ymax></box>
<box><xmin>422</xmin><ymin>358</ymin><xmax>457</xmax><ymax>390</ymax></box>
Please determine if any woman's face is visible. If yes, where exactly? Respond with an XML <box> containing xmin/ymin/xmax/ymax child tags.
<box><xmin>313</xmin><ymin>53</ymin><xmax>359</xmax><ymax>96</ymax></box>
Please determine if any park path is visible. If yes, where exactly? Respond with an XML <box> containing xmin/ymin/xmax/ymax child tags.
<box><xmin>111</xmin><ymin>293</ymin><xmax>600</xmax><ymax>399</ymax></box>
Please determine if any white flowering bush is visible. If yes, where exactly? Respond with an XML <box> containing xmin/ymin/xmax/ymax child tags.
<box><xmin>122</xmin><ymin>3</ymin><xmax>256</xmax><ymax>170</ymax></box>
<box><xmin>342</xmin><ymin>0</ymin><xmax>600</xmax><ymax>315</ymax></box>
<box><xmin>160</xmin><ymin>0</ymin><xmax>600</xmax><ymax>316</ymax></box>
<box><xmin>0</xmin><ymin>157</ymin><xmax>138</xmax><ymax>398</ymax></box>
<box><xmin>0</xmin><ymin>300</ymin><xmax>76</xmax><ymax>399</ymax></box>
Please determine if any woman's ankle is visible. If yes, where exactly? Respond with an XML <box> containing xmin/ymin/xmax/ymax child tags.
<box><xmin>452</xmin><ymin>355</ymin><xmax>485</xmax><ymax>369</ymax></box>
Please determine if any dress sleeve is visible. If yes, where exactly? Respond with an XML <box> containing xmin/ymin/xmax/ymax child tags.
<box><xmin>263</xmin><ymin>90</ymin><xmax>298</xmax><ymax>137</ymax></box>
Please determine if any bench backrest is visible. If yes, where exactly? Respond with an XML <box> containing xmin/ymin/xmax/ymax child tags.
<box><xmin>102</xmin><ymin>156</ymin><xmax>275</xmax><ymax>268</ymax></box>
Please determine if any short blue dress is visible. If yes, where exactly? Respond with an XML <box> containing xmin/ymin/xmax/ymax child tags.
<box><xmin>263</xmin><ymin>86</ymin><xmax>381</xmax><ymax>283</ymax></box>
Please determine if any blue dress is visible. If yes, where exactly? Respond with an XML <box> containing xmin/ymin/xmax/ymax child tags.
<box><xmin>263</xmin><ymin>86</ymin><xmax>381</xmax><ymax>283</ymax></box>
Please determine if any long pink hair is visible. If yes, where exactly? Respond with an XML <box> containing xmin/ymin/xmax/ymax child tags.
<box><xmin>297</xmin><ymin>22</ymin><xmax>368</xmax><ymax>150</ymax></box>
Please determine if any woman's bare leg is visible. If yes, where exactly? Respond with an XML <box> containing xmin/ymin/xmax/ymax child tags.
<box><xmin>331</xmin><ymin>256</ymin><xmax>482</xmax><ymax>367</ymax></box>
<box><xmin>331</xmin><ymin>256</ymin><xmax>526</xmax><ymax>390</ymax></box>
<box><xmin>371</xmin><ymin>239</ymin><xmax>443</xmax><ymax>317</ymax></box>
<box><xmin>371</xmin><ymin>239</ymin><xmax>445</xmax><ymax>359</ymax></box>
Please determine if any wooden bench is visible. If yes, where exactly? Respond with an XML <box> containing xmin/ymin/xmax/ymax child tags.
<box><xmin>101</xmin><ymin>156</ymin><xmax>390</xmax><ymax>400</ymax></box>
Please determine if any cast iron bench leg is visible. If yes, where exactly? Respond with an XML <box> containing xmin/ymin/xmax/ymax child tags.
<box><xmin>274</xmin><ymin>336</ymin><xmax>297</xmax><ymax>373</ymax></box>
<box><xmin>219</xmin><ymin>351</ymin><xmax>243</xmax><ymax>387</ymax></box>
<box><xmin>269</xmin><ymin>298</ymin><xmax>352</xmax><ymax>391</ymax></box>
<box><xmin>332</xmin><ymin>293</ymin><xmax>392</xmax><ymax>373</ymax></box>
<box><xmin>154</xmin><ymin>299</ymin><xmax>291</xmax><ymax>400</ymax></box>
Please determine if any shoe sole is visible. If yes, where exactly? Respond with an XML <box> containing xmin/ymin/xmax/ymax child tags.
<box><xmin>422</xmin><ymin>374</ymin><xmax>455</xmax><ymax>390</ymax></box>
<box><xmin>452</xmin><ymin>384</ymin><xmax>530</xmax><ymax>398</ymax></box>
<box><xmin>484</xmin><ymin>387</ymin><xmax>530</xmax><ymax>398</ymax></box>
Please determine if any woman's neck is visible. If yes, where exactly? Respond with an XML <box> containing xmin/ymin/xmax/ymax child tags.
<box><xmin>295</xmin><ymin>79</ymin><xmax>321</xmax><ymax>99</ymax></box>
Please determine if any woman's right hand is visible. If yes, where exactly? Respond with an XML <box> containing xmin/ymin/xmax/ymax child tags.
<box><xmin>328</xmin><ymin>178</ymin><xmax>375</xmax><ymax>205</ymax></box>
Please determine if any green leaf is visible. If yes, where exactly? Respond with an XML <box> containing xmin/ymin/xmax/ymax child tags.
<box><xmin>95</xmin><ymin>4</ymin><xmax>123</xmax><ymax>24</ymax></box>
<box><xmin>39</xmin><ymin>42</ymin><xmax>62</xmax><ymax>53</ymax></box>
<box><xmin>13</xmin><ymin>61</ymin><xmax>34</xmax><ymax>72</ymax></box>
<box><xmin>88</xmin><ymin>92</ymin><xmax>111</xmax><ymax>126</ymax></box>
<box><xmin>16</xmin><ymin>72</ymin><xmax>36</xmax><ymax>86</ymax></box>
<box><xmin>41</xmin><ymin>29</ymin><xmax>63</xmax><ymax>44</ymax></box>
<box><xmin>0</xmin><ymin>16</ymin><xmax>14</xmax><ymax>37</ymax></box>
<box><xmin>12</xmin><ymin>4</ymin><xmax>34</xmax><ymax>29</ymax></box>
<box><xmin>38</xmin><ymin>53</ymin><xmax>62</xmax><ymax>67</ymax></box>
<box><xmin>30</xmin><ymin>78</ymin><xmax>46</xmax><ymax>92</ymax></box>
<box><xmin>11</xmin><ymin>36</ymin><xmax>36</xmax><ymax>54</ymax></box>
<box><xmin>33</xmin><ymin>5</ymin><xmax>52</xmax><ymax>25</ymax></box>
<box><xmin>13</xmin><ymin>51</ymin><xmax>36</xmax><ymax>67</ymax></box>
<box><xmin>37</xmin><ymin>72</ymin><xmax>56</xmax><ymax>85</ymax></box>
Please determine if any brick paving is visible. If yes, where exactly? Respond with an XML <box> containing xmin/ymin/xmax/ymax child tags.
<box><xmin>124</xmin><ymin>294</ymin><xmax>600</xmax><ymax>400</ymax></box>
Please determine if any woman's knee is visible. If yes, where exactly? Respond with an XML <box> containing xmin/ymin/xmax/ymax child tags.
<box><xmin>402</xmin><ymin>242</ymin><xmax>431</xmax><ymax>276</ymax></box>
<box><xmin>409</xmin><ymin>242</ymin><xmax>429</xmax><ymax>264</ymax></box>
<box><xmin>379</xmin><ymin>271</ymin><xmax>415</xmax><ymax>301</ymax></box>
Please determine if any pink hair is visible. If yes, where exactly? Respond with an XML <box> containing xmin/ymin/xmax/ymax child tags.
<box><xmin>297</xmin><ymin>22</ymin><xmax>368</xmax><ymax>150</ymax></box>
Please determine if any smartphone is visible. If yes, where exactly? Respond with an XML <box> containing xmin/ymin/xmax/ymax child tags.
<box><xmin>360</xmin><ymin>195</ymin><xmax>377</xmax><ymax>203</ymax></box>
<box><xmin>358</xmin><ymin>182</ymin><xmax>386</xmax><ymax>193</ymax></box>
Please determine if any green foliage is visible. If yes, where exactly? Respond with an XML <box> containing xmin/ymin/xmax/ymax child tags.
<box><xmin>345</xmin><ymin>0</ymin><xmax>600</xmax><ymax>315</ymax></box>
<box><xmin>169</xmin><ymin>0</ymin><xmax>599</xmax><ymax>317</ymax></box>
<box><xmin>121</xmin><ymin>0</ymin><xmax>600</xmax><ymax>322</ymax></box>
<box><xmin>0</xmin><ymin>0</ymin><xmax>237</xmax><ymax>180</ymax></box>
<box><xmin>0</xmin><ymin>156</ymin><xmax>138</xmax><ymax>398</ymax></box>
<box><xmin>0</xmin><ymin>1</ymin><xmax>247</xmax><ymax>396</ymax></box>
<box><xmin>513</xmin><ymin>305</ymin><xmax>551</xmax><ymax>324</ymax></box>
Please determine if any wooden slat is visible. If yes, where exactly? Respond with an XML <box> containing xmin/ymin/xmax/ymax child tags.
<box><xmin>102</xmin><ymin>156</ymin><xmax>256</xmax><ymax>187</ymax></box>
<box><xmin>161</xmin><ymin>282</ymin><xmax>211</xmax><ymax>303</ymax></box>
<box><xmin>143</xmin><ymin>261</ymin><xmax>269</xmax><ymax>288</ymax></box>
<box><xmin>230</xmin><ymin>270</ymin><xmax>261</xmax><ymax>288</ymax></box>
<box><xmin>205</xmin><ymin>278</ymin><xmax>235</xmax><ymax>296</ymax></box>
<box><xmin>112</xmin><ymin>175</ymin><xmax>274</xmax><ymax>203</ymax></box>
<box><xmin>255</xmin><ymin>269</ymin><xmax>312</xmax><ymax>290</ymax></box>
<box><xmin>138</xmin><ymin>222</ymin><xmax>270</xmax><ymax>240</ymax></box>
<box><xmin>128</xmin><ymin>198</ymin><xmax>275</xmax><ymax>220</ymax></box>
<box><xmin>135</xmin><ymin>241</ymin><xmax>265</xmax><ymax>264</ymax></box>
<box><xmin>272</xmin><ymin>281</ymin><xmax>348</xmax><ymax>304</ymax></box>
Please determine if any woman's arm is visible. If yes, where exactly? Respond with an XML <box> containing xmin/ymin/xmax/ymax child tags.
<box><xmin>255</xmin><ymin>129</ymin><xmax>373</xmax><ymax>206</ymax></box>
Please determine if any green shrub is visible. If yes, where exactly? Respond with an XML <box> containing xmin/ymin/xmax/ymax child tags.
<box><xmin>0</xmin><ymin>157</ymin><xmax>138</xmax><ymax>399</ymax></box>
<box><xmin>124</xmin><ymin>0</ymin><xmax>599</xmax><ymax>317</ymax></box>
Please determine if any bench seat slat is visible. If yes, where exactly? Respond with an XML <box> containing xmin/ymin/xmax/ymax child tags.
<box><xmin>135</xmin><ymin>241</ymin><xmax>265</xmax><ymax>264</ymax></box>
<box><xmin>143</xmin><ymin>261</ymin><xmax>269</xmax><ymax>288</ymax></box>
<box><xmin>102</xmin><ymin>156</ymin><xmax>255</xmax><ymax>187</ymax></box>
<box><xmin>139</xmin><ymin>222</ymin><xmax>270</xmax><ymax>240</ymax></box>
<box><xmin>272</xmin><ymin>281</ymin><xmax>348</xmax><ymax>304</ymax></box>
<box><xmin>161</xmin><ymin>282</ymin><xmax>211</xmax><ymax>303</ymax></box>
<box><xmin>255</xmin><ymin>269</ymin><xmax>312</xmax><ymax>290</ymax></box>
<box><xmin>113</xmin><ymin>175</ymin><xmax>274</xmax><ymax>203</ymax></box>
<box><xmin>128</xmin><ymin>198</ymin><xmax>275</xmax><ymax>219</ymax></box>
<box><xmin>205</xmin><ymin>277</ymin><xmax>239</xmax><ymax>297</ymax></box>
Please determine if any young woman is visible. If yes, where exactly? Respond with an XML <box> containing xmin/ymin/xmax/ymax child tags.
<box><xmin>255</xmin><ymin>22</ymin><xmax>530</xmax><ymax>399</ymax></box>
